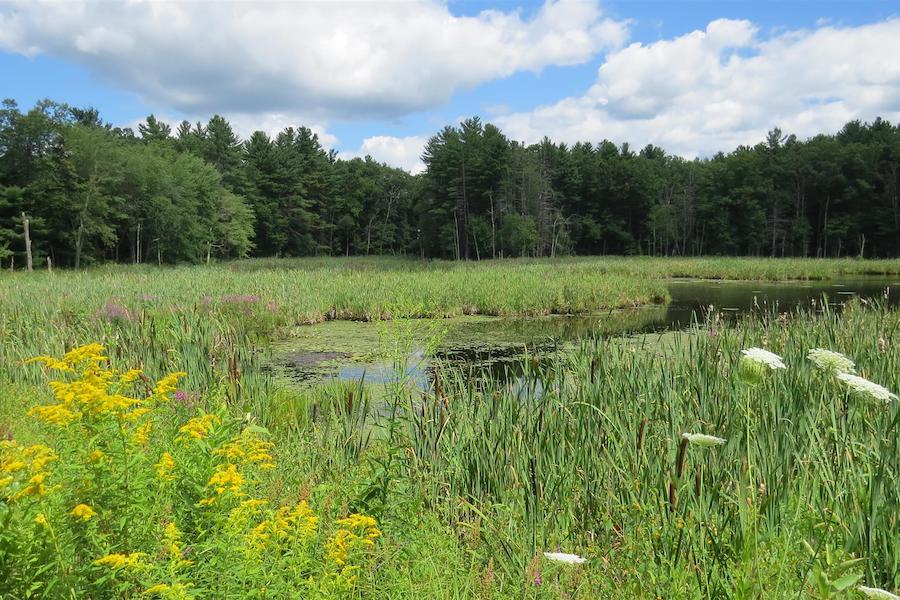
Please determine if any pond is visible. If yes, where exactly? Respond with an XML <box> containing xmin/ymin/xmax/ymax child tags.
<box><xmin>273</xmin><ymin>276</ymin><xmax>899</xmax><ymax>386</ymax></box>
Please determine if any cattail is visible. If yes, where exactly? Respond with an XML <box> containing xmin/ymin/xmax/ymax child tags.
<box><xmin>636</xmin><ymin>418</ymin><xmax>648</xmax><ymax>453</ymax></box>
<box><xmin>675</xmin><ymin>437</ymin><xmax>689</xmax><ymax>479</ymax></box>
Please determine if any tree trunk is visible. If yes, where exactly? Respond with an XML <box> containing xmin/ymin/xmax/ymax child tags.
<box><xmin>74</xmin><ymin>216</ymin><xmax>85</xmax><ymax>270</ymax></box>
<box><xmin>489</xmin><ymin>189</ymin><xmax>496</xmax><ymax>259</ymax></box>
<box><xmin>21</xmin><ymin>212</ymin><xmax>32</xmax><ymax>272</ymax></box>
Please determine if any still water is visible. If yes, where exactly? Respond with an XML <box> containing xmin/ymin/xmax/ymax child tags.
<box><xmin>277</xmin><ymin>276</ymin><xmax>898</xmax><ymax>385</ymax></box>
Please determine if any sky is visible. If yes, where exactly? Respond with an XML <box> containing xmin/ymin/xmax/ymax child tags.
<box><xmin>1</xmin><ymin>0</ymin><xmax>899</xmax><ymax>173</ymax></box>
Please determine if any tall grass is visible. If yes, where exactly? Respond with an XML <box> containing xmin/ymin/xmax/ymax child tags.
<box><xmin>2</xmin><ymin>258</ymin><xmax>899</xmax><ymax>597</ymax></box>
<box><xmin>285</xmin><ymin>302</ymin><xmax>900</xmax><ymax>597</ymax></box>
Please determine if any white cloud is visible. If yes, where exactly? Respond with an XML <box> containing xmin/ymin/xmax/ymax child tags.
<box><xmin>0</xmin><ymin>0</ymin><xmax>628</xmax><ymax>120</ymax></box>
<box><xmin>496</xmin><ymin>18</ymin><xmax>900</xmax><ymax>156</ymax></box>
<box><xmin>340</xmin><ymin>136</ymin><xmax>429</xmax><ymax>174</ymax></box>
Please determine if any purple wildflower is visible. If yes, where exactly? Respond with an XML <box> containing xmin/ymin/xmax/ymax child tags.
<box><xmin>173</xmin><ymin>390</ymin><xmax>200</xmax><ymax>406</ymax></box>
<box><xmin>221</xmin><ymin>294</ymin><xmax>259</xmax><ymax>304</ymax></box>
<box><xmin>99</xmin><ymin>302</ymin><xmax>133</xmax><ymax>323</ymax></box>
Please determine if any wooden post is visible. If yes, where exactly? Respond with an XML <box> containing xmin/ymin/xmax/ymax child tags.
<box><xmin>21</xmin><ymin>212</ymin><xmax>32</xmax><ymax>272</ymax></box>
<box><xmin>47</xmin><ymin>257</ymin><xmax>52</xmax><ymax>274</ymax></box>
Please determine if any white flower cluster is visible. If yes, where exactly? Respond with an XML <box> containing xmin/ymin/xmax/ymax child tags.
<box><xmin>741</xmin><ymin>347</ymin><xmax>787</xmax><ymax>370</ymax></box>
<box><xmin>543</xmin><ymin>552</ymin><xmax>587</xmax><ymax>565</ymax></box>
<box><xmin>682</xmin><ymin>432</ymin><xmax>726</xmax><ymax>447</ymax></box>
<box><xmin>857</xmin><ymin>586</ymin><xmax>900</xmax><ymax>600</ymax></box>
<box><xmin>807</xmin><ymin>348</ymin><xmax>856</xmax><ymax>374</ymax></box>
<box><xmin>836</xmin><ymin>372</ymin><xmax>898</xmax><ymax>403</ymax></box>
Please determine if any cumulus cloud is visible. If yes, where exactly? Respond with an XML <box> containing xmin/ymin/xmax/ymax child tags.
<box><xmin>0</xmin><ymin>0</ymin><xmax>628</xmax><ymax>120</ymax></box>
<box><xmin>496</xmin><ymin>18</ymin><xmax>900</xmax><ymax>156</ymax></box>
<box><xmin>340</xmin><ymin>136</ymin><xmax>429</xmax><ymax>174</ymax></box>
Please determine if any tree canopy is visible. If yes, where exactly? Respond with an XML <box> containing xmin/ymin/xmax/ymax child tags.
<box><xmin>2</xmin><ymin>98</ymin><xmax>899</xmax><ymax>266</ymax></box>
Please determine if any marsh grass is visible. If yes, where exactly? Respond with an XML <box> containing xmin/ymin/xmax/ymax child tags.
<box><xmin>2</xmin><ymin>258</ymin><xmax>900</xmax><ymax>598</ymax></box>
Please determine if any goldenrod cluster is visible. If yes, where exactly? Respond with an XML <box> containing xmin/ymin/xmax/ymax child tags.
<box><xmin>162</xmin><ymin>521</ymin><xmax>193</xmax><ymax>570</ymax></box>
<box><xmin>143</xmin><ymin>582</ymin><xmax>193</xmax><ymax>599</ymax></box>
<box><xmin>155</xmin><ymin>452</ymin><xmax>176</xmax><ymax>481</ymax></box>
<box><xmin>247</xmin><ymin>501</ymin><xmax>319</xmax><ymax>550</ymax></box>
<box><xmin>213</xmin><ymin>429</ymin><xmax>276</xmax><ymax>469</ymax></box>
<box><xmin>70</xmin><ymin>503</ymin><xmax>97</xmax><ymax>521</ymax></box>
<box><xmin>326</xmin><ymin>513</ymin><xmax>382</xmax><ymax>567</ymax></box>
<box><xmin>94</xmin><ymin>552</ymin><xmax>146</xmax><ymax>570</ymax></box>
<box><xmin>7</xmin><ymin>343</ymin><xmax>381</xmax><ymax>597</ymax></box>
<box><xmin>176</xmin><ymin>413</ymin><xmax>220</xmax><ymax>444</ymax></box>
<box><xmin>202</xmin><ymin>462</ymin><xmax>245</xmax><ymax>502</ymax></box>
<box><xmin>0</xmin><ymin>441</ymin><xmax>58</xmax><ymax>500</ymax></box>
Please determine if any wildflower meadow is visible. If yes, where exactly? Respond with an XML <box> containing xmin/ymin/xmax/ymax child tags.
<box><xmin>0</xmin><ymin>257</ymin><xmax>898</xmax><ymax>598</ymax></box>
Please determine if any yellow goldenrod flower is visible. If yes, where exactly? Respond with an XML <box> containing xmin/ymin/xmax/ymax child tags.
<box><xmin>154</xmin><ymin>372</ymin><xmax>187</xmax><ymax>398</ymax></box>
<box><xmin>227</xmin><ymin>498</ymin><xmax>268</xmax><ymax>529</ymax></box>
<box><xmin>326</xmin><ymin>513</ymin><xmax>381</xmax><ymax>566</ymax></box>
<box><xmin>34</xmin><ymin>513</ymin><xmax>48</xmax><ymax>527</ymax></box>
<box><xmin>28</xmin><ymin>403</ymin><xmax>80</xmax><ymax>427</ymax></box>
<box><xmin>326</xmin><ymin>529</ymin><xmax>355</xmax><ymax>566</ymax></box>
<box><xmin>88</xmin><ymin>450</ymin><xmax>106</xmax><ymax>463</ymax></box>
<box><xmin>2</xmin><ymin>460</ymin><xmax>27</xmax><ymax>474</ymax></box>
<box><xmin>26</xmin><ymin>355</ymin><xmax>73</xmax><ymax>372</ymax></box>
<box><xmin>94</xmin><ymin>552</ymin><xmax>146</xmax><ymax>570</ymax></box>
<box><xmin>206</xmin><ymin>463</ymin><xmax>244</xmax><ymax>495</ymax></box>
<box><xmin>176</xmin><ymin>414</ymin><xmax>220</xmax><ymax>444</ymax></box>
<box><xmin>62</xmin><ymin>343</ymin><xmax>106</xmax><ymax>366</ymax></box>
<box><xmin>70</xmin><ymin>503</ymin><xmax>97</xmax><ymax>521</ymax></box>
<box><xmin>132</xmin><ymin>422</ymin><xmax>153</xmax><ymax>445</ymax></box>
<box><xmin>336</xmin><ymin>513</ymin><xmax>381</xmax><ymax>541</ymax></box>
<box><xmin>161</xmin><ymin>521</ymin><xmax>194</xmax><ymax>569</ymax></box>
<box><xmin>156</xmin><ymin>452</ymin><xmax>176</xmax><ymax>481</ymax></box>
<box><xmin>124</xmin><ymin>407</ymin><xmax>151</xmax><ymax>421</ymax></box>
<box><xmin>245</xmin><ymin>501</ymin><xmax>318</xmax><ymax>550</ymax></box>
<box><xmin>26</xmin><ymin>445</ymin><xmax>57</xmax><ymax>471</ymax></box>
<box><xmin>14</xmin><ymin>472</ymin><xmax>50</xmax><ymax>499</ymax></box>
<box><xmin>143</xmin><ymin>582</ymin><xmax>192</xmax><ymax>599</ymax></box>
<box><xmin>213</xmin><ymin>430</ymin><xmax>276</xmax><ymax>469</ymax></box>
<box><xmin>119</xmin><ymin>369</ymin><xmax>144</xmax><ymax>384</ymax></box>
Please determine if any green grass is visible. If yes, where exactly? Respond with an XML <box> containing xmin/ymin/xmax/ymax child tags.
<box><xmin>1</xmin><ymin>257</ymin><xmax>899</xmax><ymax>598</ymax></box>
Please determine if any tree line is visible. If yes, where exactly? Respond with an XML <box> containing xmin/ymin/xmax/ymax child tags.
<box><xmin>2</xmin><ymin>98</ymin><xmax>899</xmax><ymax>267</ymax></box>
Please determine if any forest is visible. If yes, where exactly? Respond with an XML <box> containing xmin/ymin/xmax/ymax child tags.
<box><xmin>1</xmin><ymin>98</ymin><xmax>899</xmax><ymax>267</ymax></box>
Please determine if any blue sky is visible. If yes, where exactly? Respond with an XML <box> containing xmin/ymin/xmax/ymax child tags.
<box><xmin>1</xmin><ymin>1</ymin><xmax>898</xmax><ymax>171</ymax></box>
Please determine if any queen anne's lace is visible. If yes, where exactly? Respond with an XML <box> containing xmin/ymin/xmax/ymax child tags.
<box><xmin>543</xmin><ymin>552</ymin><xmax>587</xmax><ymax>565</ymax></box>
<box><xmin>682</xmin><ymin>433</ymin><xmax>726</xmax><ymax>447</ymax></box>
<box><xmin>836</xmin><ymin>372</ymin><xmax>898</xmax><ymax>403</ymax></box>
<box><xmin>741</xmin><ymin>347</ymin><xmax>786</xmax><ymax>370</ymax></box>
<box><xmin>807</xmin><ymin>348</ymin><xmax>856</xmax><ymax>374</ymax></box>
